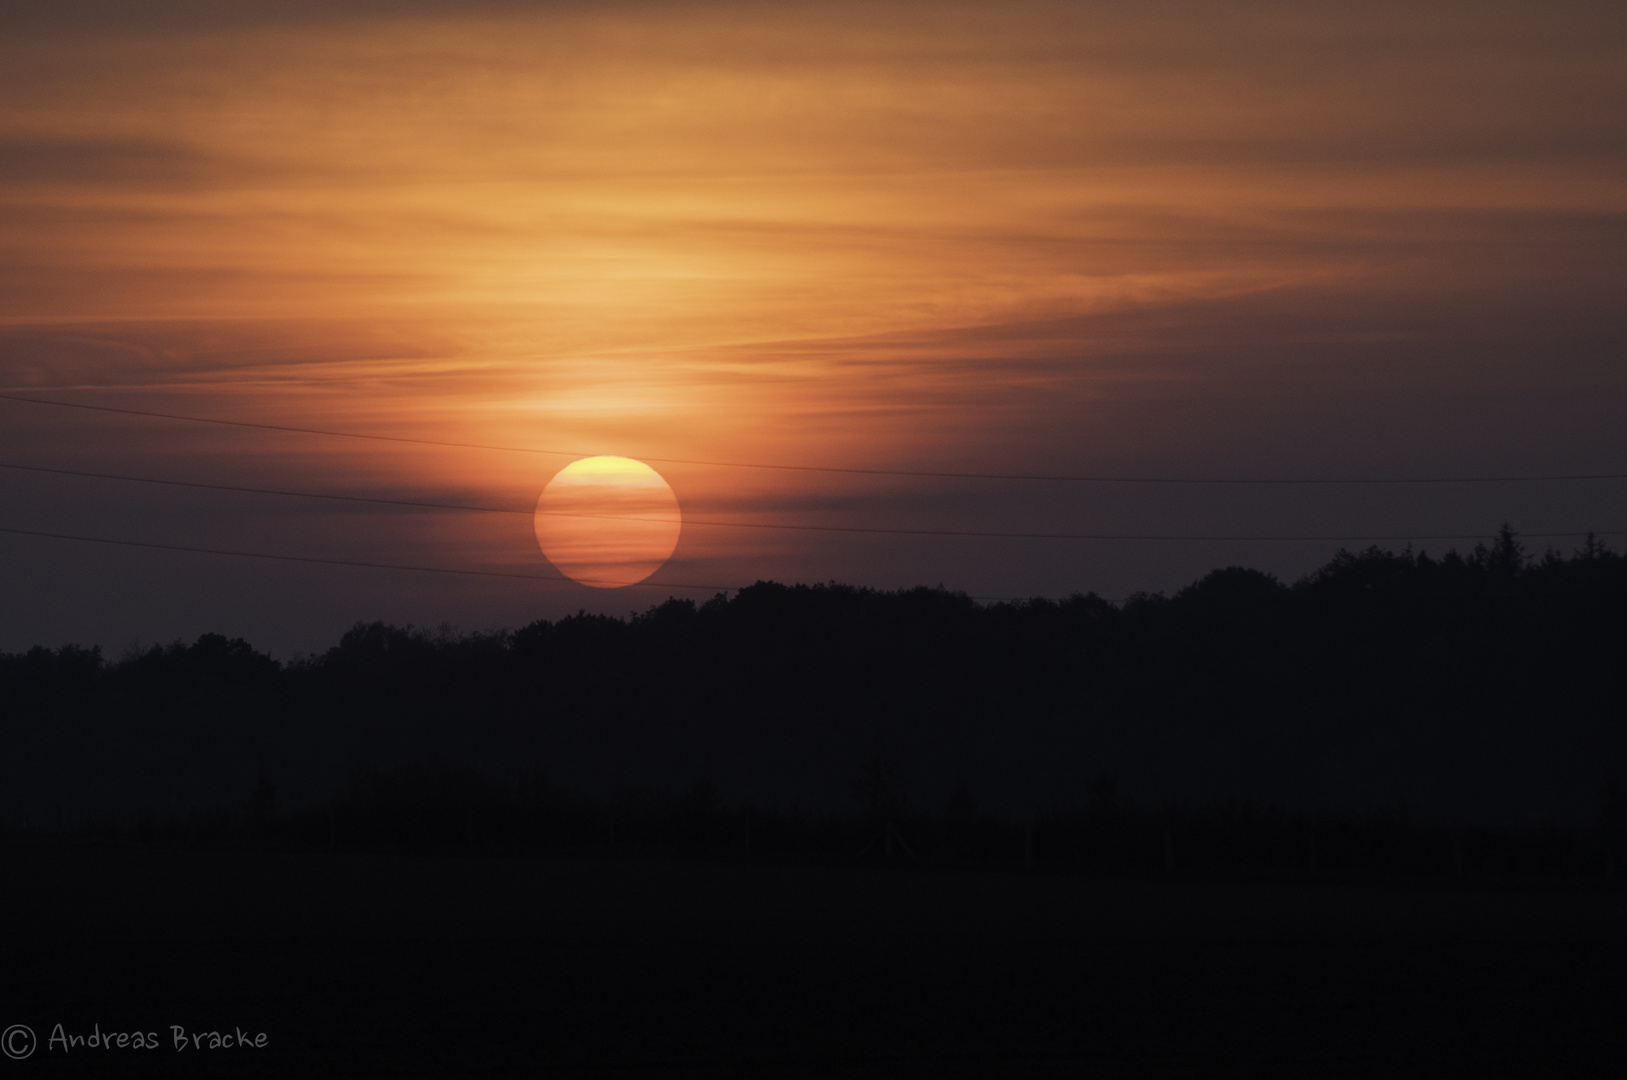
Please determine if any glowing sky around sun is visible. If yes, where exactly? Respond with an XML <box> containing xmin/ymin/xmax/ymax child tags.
<box><xmin>1</xmin><ymin>0</ymin><xmax>1625</xmax><ymax>654</ymax></box>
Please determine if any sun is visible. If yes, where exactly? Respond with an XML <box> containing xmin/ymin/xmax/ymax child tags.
<box><xmin>533</xmin><ymin>456</ymin><xmax>682</xmax><ymax>588</ymax></box>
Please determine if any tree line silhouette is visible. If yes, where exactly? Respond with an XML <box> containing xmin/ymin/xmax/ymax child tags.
<box><xmin>2</xmin><ymin>529</ymin><xmax>1625</xmax><ymax>879</ymax></box>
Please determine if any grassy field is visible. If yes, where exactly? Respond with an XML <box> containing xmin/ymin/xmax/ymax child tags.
<box><xmin>2</xmin><ymin>843</ymin><xmax>1624</xmax><ymax>1077</ymax></box>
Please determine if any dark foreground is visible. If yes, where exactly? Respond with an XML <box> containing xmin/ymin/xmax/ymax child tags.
<box><xmin>2</xmin><ymin>845</ymin><xmax>1624</xmax><ymax>1078</ymax></box>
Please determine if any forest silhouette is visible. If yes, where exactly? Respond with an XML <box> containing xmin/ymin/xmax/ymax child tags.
<box><xmin>6</xmin><ymin>531</ymin><xmax>1627</xmax><ymax>1079</ymax></box>
<box><xmin>4</xmin><ymin>529</ymin><xmax>1625</xmax><ymax>879</ymax></box>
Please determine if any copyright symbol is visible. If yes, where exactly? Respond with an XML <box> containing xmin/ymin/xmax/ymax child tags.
<box><xmin>2</xmin><ymin>1024</ymin><xmax>34</xmax><ymax>1060</ymax></box>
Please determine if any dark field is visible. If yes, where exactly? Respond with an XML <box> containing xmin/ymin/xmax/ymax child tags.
<box><xmin>2</xmin><ymin>845</ymin><xmax>1624</xmax><ymax>1078</ymax></box>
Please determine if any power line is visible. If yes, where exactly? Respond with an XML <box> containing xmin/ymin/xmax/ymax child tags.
<box><xmin>5</xmin><ymin>461</ymin><xmax>1624</xmax><ymax>544</ymax></box>
<box><xmin>0</xmin><ymin>525</ymin><xmax>735</xmax><ymax>593</ymax></box>
<box><xmin>2</xmin><ymin>523</ymin><xmax>1620</xmax><ymax>609</ymax></box>
<box><xmin>0</xmin><ymin>460</ymin><xmax>618</xmax><ymax>522</ymax></box>
<box><xmin>0</xmin><ymin>524</ymin><xmax>1061</xmax><ymax>603</ymax></box>
<box><xmin>5</xmin><ymin>391</ymin><xmax>1626</xmax><ymax>485</ymax></box>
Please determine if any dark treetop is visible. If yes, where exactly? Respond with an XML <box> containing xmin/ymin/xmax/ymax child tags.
<box><xmin>3</xmin><ymin>529</ymin><xmax>1624</xmax><ymax>826</ymax></box>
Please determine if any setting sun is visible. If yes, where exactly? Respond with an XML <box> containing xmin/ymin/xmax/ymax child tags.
<box><xmin>533</xmin><ymin>456</ymin><xmax>682</xmax><ymax>588</ymax></box>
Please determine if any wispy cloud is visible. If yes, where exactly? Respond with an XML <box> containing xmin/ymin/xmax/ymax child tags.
<box><xmin>2</xmin><ymin>0</ymin><xmax>1624</xmax><ymax>650</ymax></box>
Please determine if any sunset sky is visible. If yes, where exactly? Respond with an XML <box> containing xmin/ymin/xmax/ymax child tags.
<box><xmin>3</xmin><ymin>0</ymin><xmax>1624</xmax><ymax>656</ymax></box>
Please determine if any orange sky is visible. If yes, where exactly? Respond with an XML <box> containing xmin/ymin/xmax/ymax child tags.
<box><xmin>3</xmin><ymin>0</ymin><xmax>1625</xmax><ymax>653</ymax></box>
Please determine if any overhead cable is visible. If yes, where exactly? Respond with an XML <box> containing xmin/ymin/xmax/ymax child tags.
<box><xmin>5</xmin><ymin>391</ymin><xmax>1625</xmax><ymax>485</ymax></box>
<box><xmin>5</xmin><ymin>461</ymin><xmax>1623</xmax><ymax>543</ymax></box>
<box><xmin>0</xmin><ymin>525</ymin><xmax>734</xmax><ymax>593</ymax></box>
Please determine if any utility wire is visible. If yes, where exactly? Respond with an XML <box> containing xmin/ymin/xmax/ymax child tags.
<box><xmin>0</xmin><ymin>525</ymin><xmax>1017</xmax><ymax>602</ymax></box>
<box><xmin>5</xmin><ymin>461</ymin><xmax>1623</xmax><ymax>543</ymax></box>
<box><xmin>1</xmin><ymin>460</ymin><xmax>648</xmax><ymax>524</ymax></box>
<box><xmin>2</xmin><ymin>524</ymin><xmax>1620</xmax><ymax>608</ymax></box>
<box><xmin>0</xmin><ymin>525</ymin><xmax>1052</xmax><ymax>603</ymax></box>
<box><xmin>0</xmin><ymin>526</ymin><xmax>735</xmax><ymax>593</ymax></box>
<box><xmin>5</xmin><ymin>391</ymin><xmax>1626</xmax><ymax>485</ymax></box>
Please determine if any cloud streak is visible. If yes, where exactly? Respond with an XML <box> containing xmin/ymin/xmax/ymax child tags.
<box><xmin>1</xmin><ymin>0</ymin><xmax>1624</xmax><ymax>652</ymax></box>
